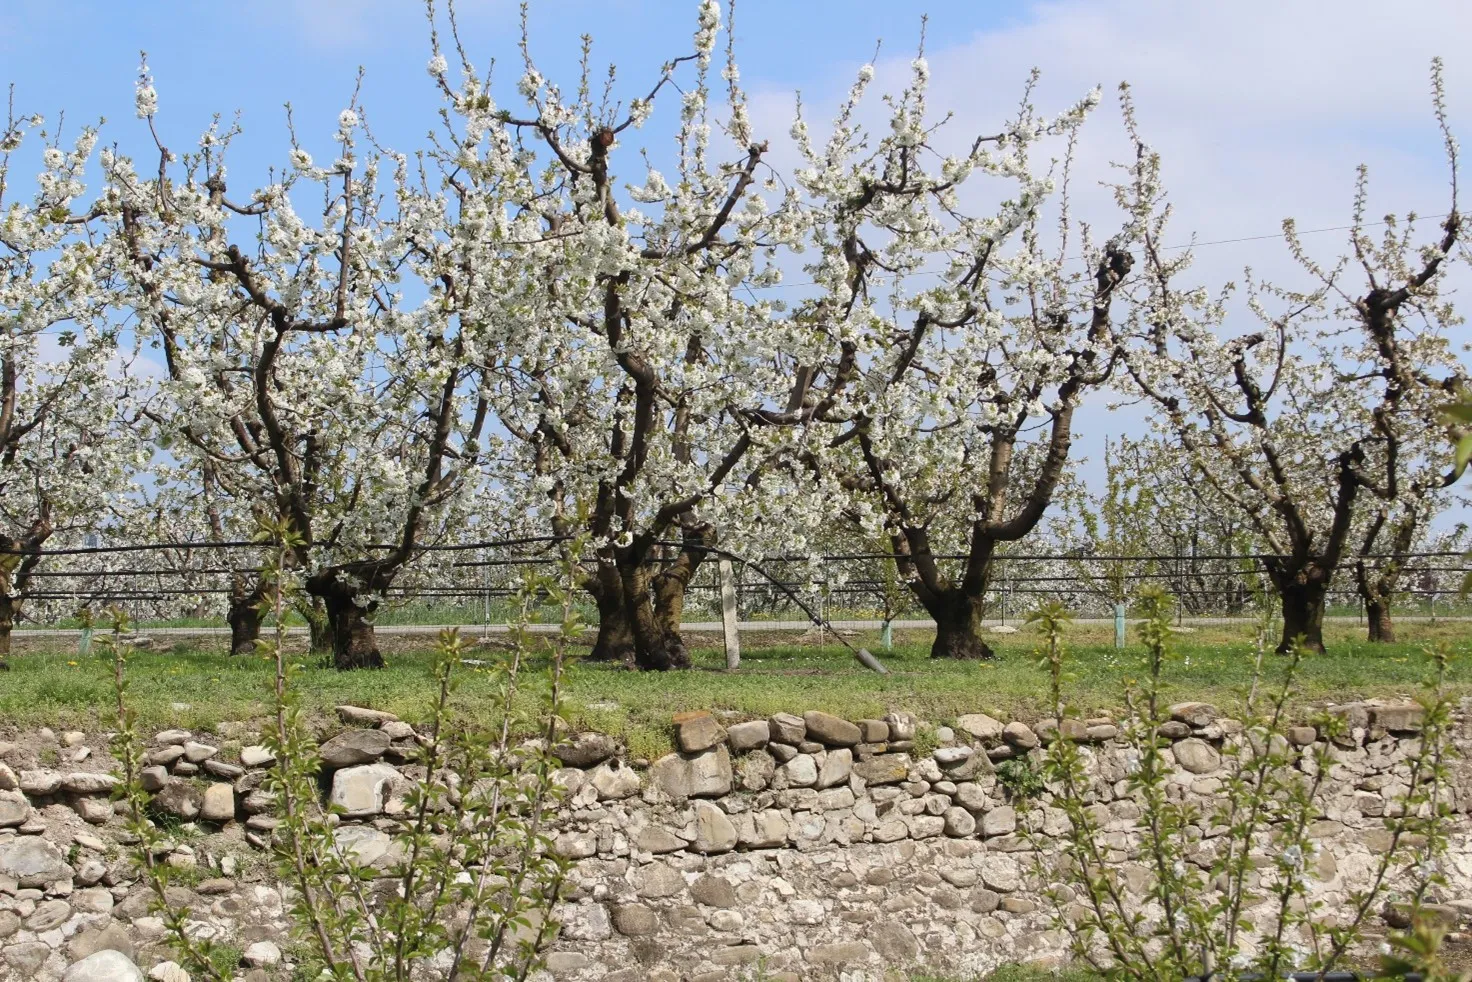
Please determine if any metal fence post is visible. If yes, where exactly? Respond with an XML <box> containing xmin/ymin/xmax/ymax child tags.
<box><xmin>482</xmin><ymin>546</ymin><xmax>491</xmax><ymax>639</ymax></box>
<box><xmin>719</xmin><ymin>559</ymin><xmax>740</xmax><ymax>670</ymax></box>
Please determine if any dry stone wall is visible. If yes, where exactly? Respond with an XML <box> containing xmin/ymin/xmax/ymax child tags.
<box><xmin>2</xmin><ymin>699</ymin><xmax>1472</xmax><ymax>981</ymax></box>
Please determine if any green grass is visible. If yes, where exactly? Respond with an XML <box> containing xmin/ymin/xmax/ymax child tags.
<box><xmin>908</xmin><ymin>966</ymin><xmax>1102</xmax><ymax>982</ymax></box>
<box><xmin>4</xmin><ymin>619</ymin><xmax>1467</xmax><ymax>759</ymax></box>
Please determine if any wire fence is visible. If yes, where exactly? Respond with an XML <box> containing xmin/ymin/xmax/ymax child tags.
<box><xmin>4</xmin><ymin>538</ymin><xmax>1469</xmax><ymax>636</ymax></box>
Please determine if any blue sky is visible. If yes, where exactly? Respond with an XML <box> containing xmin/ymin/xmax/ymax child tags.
<box><xmin>0</xmin><ymin>1</ymin><xmax>1020</xmax><ymax>180</ymax></box>
<box><xmin>4</xmin><ymin>0</ymin><xmax>1469</xmax><ymax>523</ymax></box>
<box><xmin>4</xmin><ymin>0</ymin><xmax>1464</xmax><ymax>288</ymax></box>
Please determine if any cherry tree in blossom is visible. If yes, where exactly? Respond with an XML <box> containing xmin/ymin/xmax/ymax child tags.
<box><xmin>0</xmin><ymin>101</ymin><xmax>143</xmax><ymax>666</ymax></box>
<box><xmin>1122</xmin><ymin>61</ymin><xmax>1465</xmax><ymax>653</ymax></box>
<box><xmin>788</xmin><ymin>59</ymin><xmax>1143</xmax><ymax>659</ymax></box>
<box><xmin>105</xmin><ymin>61</ymin><xmax>491</xmax><ymax>669</ymax></box>
<box><xmin>418</xmin><ymin>0</ymin><xmax>812</xmax><ymax>669</ymax></box>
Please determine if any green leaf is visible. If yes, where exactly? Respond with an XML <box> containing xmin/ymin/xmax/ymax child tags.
<box><xmin>1454</xmin><ymin>432</ymin><xmax>1472</xmax><ymax>478</ymax></box>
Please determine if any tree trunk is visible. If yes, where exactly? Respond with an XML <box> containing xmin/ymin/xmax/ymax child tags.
<box><xmin>587</xmin><ymin>572</ymin><xmax>637</xmax><ymax>664</ymax></box>
<box><xmin>0</xmin><ymin>594</ymin><xmax>13</xmax><ymax>670</ymax></box>
<box><xmin>1278</xmin><ymin>579</ymin><xmax>1328</xmax><ymax>655</ymax></box>
<box><xmin>0</xmin><ymin>524</ymin><xmax>48</xmax><ymax>671</ymax></box>
<box><xmin>651</xmin><ymin>550</ymin><xmax>703</xmax><ymax>670</ymax></box>
<box><xmin>584</xmin><ymin>559</ymin><xmax>693</xmax><ymax>670</ymax></box>
<box><xmin>1365</xmin><ymin>595</ymin><xmax>1396</xmax><ymax>643</ymax></box>
<box><xmin>921</xmin><ymin>590</ymin><xmax>995</xmax><ymax>660</ymax></box>
<box><xmin>1353</xmin><ymin>561</ymin><xmax>1399</xmax><ymax>644</ymax></box>
<box><xmin>306</xmin><ymin>571</ymin><xmax>386</xmax><ymax>671</ymax></box>
<box><xmin>321</xmin><ymin>591</ymin><xmax>385</xmax><ymax>670</ymax></box>
<box><xmin>297</xmin><ymin>597</ymin><xmax>333</xmax><ymax>656</ymax></box>
<box><xmin>226</xmin><ymin>583</ymin><xmax>266</xmax><ymax>657</ymax></box>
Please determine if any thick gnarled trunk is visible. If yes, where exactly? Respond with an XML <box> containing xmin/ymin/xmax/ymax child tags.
<box><xmin>584</xmin><ymin>558</ymin><xmax>693</xmax><ymax>671</ymax></box>
<box><xmin>918</xmin><ymin>588</ymin><xmax>995</xmax><ymax>660</ymax></box>
<box><xmin>0</xmin><ymin>593</ymin><xmax>14</xmax><ymax>670</ymax></box>
<box><xmin>307</xmin><ymin>569</ymin><xmax>388</xmax><ymax>671</ymax></box>
<box><xmin>303</xmin><ymin>598</ymin><xmax>333</xmax><ymax>655</ymax></box>
<box><xmin>587</xmin><ymin>575</ymin><xmax>636</xmax><ymax>663</ymax></box>
<box><xmin>1365</xmin><ymin>597</ymin><xmax>1396</xmax><ymax>643</ymax></box>
<box><xmin>226</xmin><ymin>579</ymin><xmax>267</xmax><ymax>656</ymax></box>
<box><xmin>321</xmin><ymin>591</ymin><xmax>384</xmax><ymax>670</ymax></box>
<box><xmin>1277</xmin><ymin>577</ymin><xmax>1328</xmax><ymax>655</ymax></box>
<box><xmin>650</xmin><ymin>546</ymin><xmax>703</xmax><ymax>670</ymax></box>
<box><xmin>0</xmin><ymin>526</ymin><xmax>49</xmax><ymax>670</ymax></box>
<box><xmin>1354</xmin><ymin>559</ymin><xmax>1400</xmax><ymax>644</ymax></box>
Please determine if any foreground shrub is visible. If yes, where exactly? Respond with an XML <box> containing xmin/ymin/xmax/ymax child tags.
<box><xmin>111</xmin><ymin>523</ymin><xmax>574</xmax><ymax>981</ymax></box>
<box><xmin>1032</xmin><ymin>591</ymin><xmax>1455</xmax><ymax>980</ymax></box>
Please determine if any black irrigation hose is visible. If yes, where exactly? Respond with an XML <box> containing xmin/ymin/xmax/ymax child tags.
<box><xmin>4</xmin><ymin>536</ymin><xmax>1464</xmax><ymax>563</ymax></box>
<box><xmin>0</xmin><ymin>534</ymin><xmax>575</xmax><ymax>558</ymax></box>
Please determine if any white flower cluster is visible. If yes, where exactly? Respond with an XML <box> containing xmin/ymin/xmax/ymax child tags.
<box><xmin>134</xmin><ymin>54</ymin><xmax>158</xmax><ymax>119</ymax></box>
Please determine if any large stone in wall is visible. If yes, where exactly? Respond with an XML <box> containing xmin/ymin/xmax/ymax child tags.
<box><xmin>775</xmin><ymin>754</ymin><xmax>818</xmax><ymax>789</ymax></box>
<box><xmin>1169</xmin><ymin>702</ymin><xmax>1220</xmax><ymax>727</ymax></box>
<box><xmin>553</xmin><ymin>732</ymin><xmax>617</xmax><ymax>768</ymax></box>
<box><xmin>318</xmin><ymin>728</ymin><xmax>391</xmax><ymax>768</ymax></box>
<box><xmin>636</xmin><ymin>861</ymin><xmax>686</xmax><ymax>899</ymax></box>
<box><xmin>1172</xmin><ymin>738</ymin><xmax>1221</xmax><ymax>775</ymax></box>
<box><xmin>635</xmin><ymin>827</ymin><xmax>686</xmax><ymax>854</ymax></box>
<box><xmin>957</xmin><ymin>713</ymin><xmax>1005</xmax><ymax>741</ymax></box>
<box><xmin>803</xmin><ymin>711</ymin><xmax>861</xmax><ymax>746</ymax></box>
<box><xmin>200</xmin><ymin>783</ymin><xmax>236</xmax><ymax>823</ymax></box>
<box><xmin>736</xmin><ymin>809</ymin><xmax>790</xmax><ymax>848</ymax></box>
<box><xmin>336</xmin><ymin>825</ymin><xmax>404</xmax><ymax>869</ymax></box>
<box><xmin>1371</xmin><ymin>703</ymin><xmax>1424</xmax><ymax>733</ymax></box>
<box><xmin>692</xmin><ymin>801</ymin><xmax>738</xmax><ymax>854</ymax></box>
<box><xmin>153</xmin><ymin>780</ymin><xmax>201</xmax><ymax>820</ymax></box>
<box><xmin>674</xmin><ymin>712</ymin><xmax>727</xmax><ymax>753</ymax></box>
<box><xmin>690</xmin><ymin>874</ymin><xmax>737</xmax><ymax>908</ymax></box>
<box><xmin>61</xmin><ymin>772</ymin><xmax>119</xmax><ymax>795</ymax></box>
<box><xmin>871</xmin><ymin>921</ymin><xmax>921</xmax><ymax>963</ymax></box>
<box><xmin>982</xmin><ymin>805</ymin><xmax>1017</xmax><ymax>838</ymax></box>
<box><xmin>728</xmin><ymin>720</ymin><xmax>771</xmax><ymax>752</ymax></box>
<box><xmin>817</xmin><ymin>748</ymin><xmax>853</xmax><ymax>789</ymax></box>
<box><xmin>611</xmin><ymin>904</ymin><xmax>659</xmax><ymax>936</ymax></box>
<box><xmin>240</xmin><ymin>745</ymin><xmax>276</xmax><ymax>768</ymax></box>
<box><xmin>337</xmin><ymin>705</ymin><xmax>397</xmax><ymax>725</ymax></box>
<box><xmin>769</xmin><ymin>712</ymin><xmax>806</xmax><ymax>744</ymax></box>
<box><xmin>68</xmin><ymin>923</ymin><xmax>135</xmax><ymax>963</ymax></box>
<box><xmin>588</xmin><ymin>759</ymin><xmax>641</xmax><ymax>800</ymax></box>
<box><xmin>3</xmin><ymin>942</ymin><xmax>50</xmax><ymax>977</ymax></box>
<box><xmin>650</xmin><ymin>746</ymin><xmax>732</xmax><ymax>799</ymax></box>
<box><xmin>853</xmin><ymin>753</ymin><xmax>911</xmax><ymax>785</ymax></box>
<box><xmin>19</xmin><ymin>769</ymin><xmax>62</xmax><ymax>795</ymax></box>
<box><xmin>63</xmin><ymin>950</ymin><xmax>145</xmax><ymax>982</ymax></box>
<box><xmin>0</xmin><ymin>836</ymin><xmax>71</xmax><ymax>888</ymax></box>
<box><xmin>1001</xmin><ymin>722</ymin><xmax>1038</xmax><ymax>749</ymax></box>
<box><xmin>558</xmin><ymin>903</ymin><xmax>611</xmax><ymax>942</ymax></box>
<box><xmin>0</xmin><ymin>789</ymin><xmax>31</xmax><ymax>828</ymax></box>
<box><xmin>329</xmin><ymin>762</ymin><xmax>400</xmax><ymax>817</ymax></box>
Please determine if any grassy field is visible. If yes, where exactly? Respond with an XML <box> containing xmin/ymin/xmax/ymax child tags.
<box><xmin>3</xmin><ymin>619</ymin><xmax>1467</xmax><ymax>759</ymax></box>
<box><xmin>908</xmin><ymin>968</ymin><xmax>1100</xmax><ymax>982</ymax></box>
